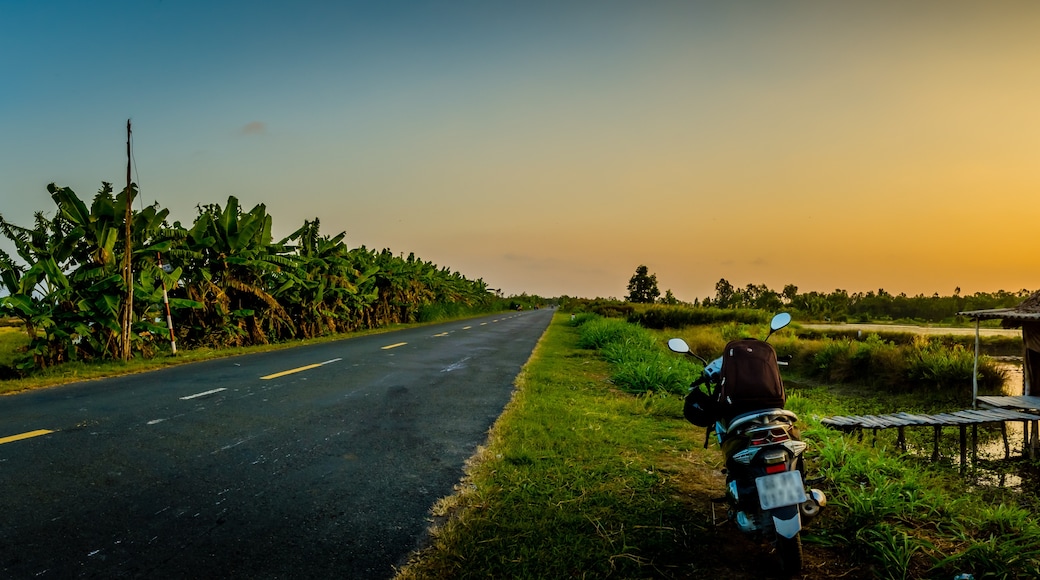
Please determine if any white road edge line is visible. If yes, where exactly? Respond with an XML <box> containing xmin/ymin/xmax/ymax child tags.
<box><xmin>180</xmin><ymin>388</ymin><xmax>227</xmax><ymax>400</ymax></box>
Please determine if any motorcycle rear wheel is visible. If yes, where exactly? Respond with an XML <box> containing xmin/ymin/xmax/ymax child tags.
<box><xmin>776</xmin><ymin>533</ymin><xmax>803</xmax><ymax>575</ymax></box>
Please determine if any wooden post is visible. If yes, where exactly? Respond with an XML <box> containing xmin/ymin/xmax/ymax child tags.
<box><xmin>959</xmin><ymin>425</ymin><xmax>967</xmax><ymax>475</ymax></box>
<box><xmin>932</xmin><ymin>426</ymin><xmax>941</xmax><ymax>461</ymax></box>
<box><xmin>970</xmin><ymin>424</ymin><xmax>977</xmax><ymax>472</ymax></box>
<box><xmin>897</xmin><ymin>426</ymin><xmax>906</xmax><ymax>453</ymax></box>
<box><xmin>972</xmin><ymin>318</ymin><xmax>980</xmax><ymax>409</ymax></box>
<box><xmin>1026</xmin><ymin>421</ymin><xmax>1033</xmax><ymax>459</ymax></box>
<box><xmin>157</xmin><ymin>253</ymin><xmax>176</xmax><ymax>355</ymax></box>
<box><xmin>120</xmin><ymin>120</ymin><xmax>134</xmax><ymax>361</ymax></box>
<box><xmin>1031</xmin><ymin>421</ymin><xmax>1039</xmax><ymax>460</ymax></box>
<box><xmin>1002</xmin><ymin>422</ymin><xmax>1009</xmax><ymax>459</ymax></box>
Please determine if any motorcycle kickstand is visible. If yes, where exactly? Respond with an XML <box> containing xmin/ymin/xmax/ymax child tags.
<box><xmin>709</xmin><ymin>498</ymin><xmax>728</xmax><ymax>528</ymax></box>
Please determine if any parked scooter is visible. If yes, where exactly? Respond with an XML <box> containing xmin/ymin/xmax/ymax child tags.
<box><xmin>668</xmin><ymin>313</ymin><xmax>826</xmax><ymax>575</ymax></box>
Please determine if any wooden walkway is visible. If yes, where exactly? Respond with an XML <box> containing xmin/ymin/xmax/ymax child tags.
<box><xmin>821</xmin><ymin>403</ymin><xmax>1040</xmax><ymax>473</ymax></box>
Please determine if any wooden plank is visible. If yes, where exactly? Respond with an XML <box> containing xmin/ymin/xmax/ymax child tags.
<box><xmin>985</xmin><ymin>409</ymin><xmax>1038</xmax><ymax>422</ymax></box>
<box><xmin>857</xmin><ymin>415</ymin><xmax>883</xmax><ymax>428</ymax></box>
<box><xmin>861</xmin><ymin>415</ymin><xmax>892</xmax><ymax>428</ymax></box>
<box><xmin>977</xmin><ymin>396</ymin><xmax>1040</xmax><ymax>411</ymax></box>
<box><xmin>833</xmin><ymin>415</ymin><xmax>869</xmax><ymax>428</ymax></box>
<box><xmin>930</xmin><ymin>413</ymin><xmax>964</xmax><ymax>425</ymax></box>
<box><xmin>994</xmin><ymin>409</ymin><xmax>1040</xmax><ymax>421</ymax></box>
<box><xmin>821</xmin><ymin>416</ymin><xmax>857</xmax><ymax>427</ymax></box>
<box><xmin>891</xmin><ymin>412</ymin><xmax>931</xmax><ymax>425</ymax></box>
<box><xmin>950</xmin><ymin>410</ymin><xmax>1002</xmax><ymax>424</ymax></box>
<box><xmin>906</xmin><ymin>413</ymin><xmax>944</xmax><ymax>425</ymax></box>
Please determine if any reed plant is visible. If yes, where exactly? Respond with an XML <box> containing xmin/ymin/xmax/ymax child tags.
<box><xmin>788</xmin><ymin>333</ymin><xmax>1006</xmax><ymax>395</ymax></box>
<box><xmin>577</xmin><ymin>316</ymin><xmax>700</xmax><ymax>395</ymax></box>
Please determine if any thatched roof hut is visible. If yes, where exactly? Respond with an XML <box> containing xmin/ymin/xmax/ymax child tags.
<box><xmin>959</xmin><ymin>290</ymin><xmax>1040</xmax><ymax>399</ymax></box>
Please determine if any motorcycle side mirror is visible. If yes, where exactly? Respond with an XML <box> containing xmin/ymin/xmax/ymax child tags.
<box><xmin>765</xmin><ymin>312</ymin><xmax>792</xmax><ymax>341</ymax></box>
<box><xmin>669</xmin><ymin>338</ymin><xmax>708</xmax><ymax>364</ymax></box>
<box><xmin>667</xmin><ymin>338</ymin><xmax>691</xmax><ymax>354</ymax></box>
<box><xmin>770</xmin><ymin>312</ymin><xmax>792</xmax><ymax>332</ymax></box>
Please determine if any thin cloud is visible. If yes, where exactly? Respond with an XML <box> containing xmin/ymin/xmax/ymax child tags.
<box><xmin>241</xmin><ymin>121</ymin><xmax>266</xmax><ymax>135</ymax></box>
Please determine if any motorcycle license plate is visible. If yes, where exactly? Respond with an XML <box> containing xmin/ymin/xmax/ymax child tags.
<box><xmin>755</xmin><ymin>471</ymin><xmax>806</xmax><ymax>510</ymax></box>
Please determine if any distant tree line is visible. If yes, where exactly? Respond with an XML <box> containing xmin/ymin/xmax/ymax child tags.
<box><xmin>701</xmin><ymin>279</ymin><xmax>1033</xmax><ymax>323</ymax></box>
<box><xmin>617</xmin><ymin>266</ymin><xmax>1032</xmax><ymax>323</ymax></box>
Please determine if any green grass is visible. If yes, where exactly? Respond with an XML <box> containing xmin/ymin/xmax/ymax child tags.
<box><xmin>397</xmin><ymin>314</ymin><xmax>1040</xmax><ymax>580</ymax></box>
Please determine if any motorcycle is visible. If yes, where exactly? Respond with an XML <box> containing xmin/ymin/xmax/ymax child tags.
<box><xmin>668</xmin><ymin>313</ymin><xmax>826</xmax><ymax>575</ymax></box>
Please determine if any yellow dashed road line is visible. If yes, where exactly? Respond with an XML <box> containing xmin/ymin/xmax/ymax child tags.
<box><xmin>0</xmin><ymin>429</ymin><xmax>54</xmax><ymax>445</ymax></box>
<box><xmin>261</xmin><ymin>358</ymin><xmax>343</xmax><ymax>380</ymax></box>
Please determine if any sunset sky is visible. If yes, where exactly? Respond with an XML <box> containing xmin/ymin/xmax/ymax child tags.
<box><xmin>3</xmin><ymin>1</ymin><xmax>1038</xmax><ymax>301</ymax></box>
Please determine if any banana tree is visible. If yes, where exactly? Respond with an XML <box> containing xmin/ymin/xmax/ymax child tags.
<box><xmin>175</xmin><ymin>196</ymin><xmax>295</xmax><ymax>347</ymax></box>
<box><xmin>0</xmin><ymin>183</ymin><xmax>182</xmax><ymax>368</ymax></box>
<box><xmin>279</xmin><ymin>219</ymin><xmax>378</xmax><ymax>338</ymax></box>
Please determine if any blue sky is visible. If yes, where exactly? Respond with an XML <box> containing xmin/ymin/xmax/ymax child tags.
<box><xmin>3</xmin><ymin>1</ymin><xmax>1040</xmax><ymax>300</ymax></box>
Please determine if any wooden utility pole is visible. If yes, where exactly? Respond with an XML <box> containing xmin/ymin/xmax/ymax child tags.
<box><xmin>120</xmin><ymin>120</ymin><xmax>134</xmax><ymax>361</ymax></box>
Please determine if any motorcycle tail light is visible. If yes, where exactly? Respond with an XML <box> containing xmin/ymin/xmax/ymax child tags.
<box><xmin>750</xmin><ymin>427</ymin><xmax>791</xmax><ymax>446</ymax></box>
<box><xmin>765</xmin><ymin>463</ymin><xmax>787</xmax><ymax>474</ymax></box>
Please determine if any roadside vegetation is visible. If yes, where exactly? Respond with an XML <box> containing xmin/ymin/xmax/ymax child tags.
<box><xmin>397</xmin><ymin>312</ymin><xmax>1040</xmax><ymax>579</ymax></box>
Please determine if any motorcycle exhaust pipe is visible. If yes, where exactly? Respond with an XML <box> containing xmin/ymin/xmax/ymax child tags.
<box><xmin>799</xmin><ymin>489</ymin><xmax>827</xmax><ymax>521</ymax></box>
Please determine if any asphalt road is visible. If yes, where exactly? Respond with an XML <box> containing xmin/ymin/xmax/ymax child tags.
<box><xmin>0</xmin><ymin>309</ymin><xmax>554</xmax><ymax>579</ymax></box>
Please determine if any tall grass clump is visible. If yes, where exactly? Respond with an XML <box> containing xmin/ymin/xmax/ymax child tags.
<box><xmin>578</xmin><ymin>317</ymin><xmax>700</xmax><ymax>395</ymax></box>
<box><xmin>567</xmin><ymin>312</ymin><xmax>601</xmax><ymax>327</ymax></box>
<box><xmin>792</xmin><ymin>333</ymin><xmax>1006</xmax><ymax>395</ymax></box>
<box><xmin>576</xmin><ymin>318</ymin><xmax>647</xmax><ymax>350</ymax></box>
<box><xmin>903</xmin><ymin>337</ymin><xmax>1007</xmax><ymax>393</ymax></box>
